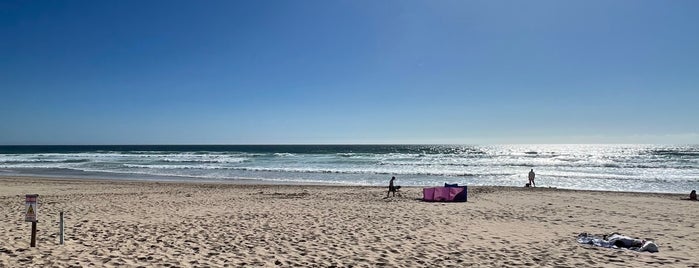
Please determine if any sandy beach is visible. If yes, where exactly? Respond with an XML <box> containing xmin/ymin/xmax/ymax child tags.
<box><xmin>1</xmin><ymin>176</ymin><xmax>698</xmax><ymax>267</ymax></box>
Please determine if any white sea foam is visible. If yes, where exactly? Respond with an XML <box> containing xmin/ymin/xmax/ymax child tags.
<box><xmin>1</xmin><ymin>145</ymin><xmax>698</xmax><ymax>193</ymax></box>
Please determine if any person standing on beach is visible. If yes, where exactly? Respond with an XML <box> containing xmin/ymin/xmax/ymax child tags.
<box><xmin>387</xmin><ymin>176</ymin><xmax>397</xmax><ymax>197</ymax></box>
<box><xmin>528</xmin><ymin>169</ymin><xmax>536</xmax><ymax>187</ymax></box>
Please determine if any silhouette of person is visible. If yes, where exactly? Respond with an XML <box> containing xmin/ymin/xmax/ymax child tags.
<box><xmin>387</xmin><ymin>176</ymin><xmax>397</xmax><ymax>197</ymax></box>
<box><xmin>690</xmin><ymin>190</ymin><xmax>697</xmax><ymax>201</ymax></box>
<box><xmin>528</xmin><ymin>169</ymin><xmax>536</xmax><ymax>187</ymax></box>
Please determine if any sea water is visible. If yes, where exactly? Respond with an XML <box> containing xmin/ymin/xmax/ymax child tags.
<box><xmin>1</xmin><ymin>144</ymin><xmax>697</xmax><ymax>193</ymax></box>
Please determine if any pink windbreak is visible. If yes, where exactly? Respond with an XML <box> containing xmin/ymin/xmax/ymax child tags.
<box><xmin>422</xmin><ymin>186</ymin><xmax>468</xmax><ymax>202</ymax></box>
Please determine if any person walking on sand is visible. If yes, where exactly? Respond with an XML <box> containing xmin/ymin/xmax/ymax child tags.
<box><xmin>387</xmin><ymin>176</ymin><xmax>398</xmax><ymax>197</ymax></box>
<box><xmin>528</xmin><ymin>169</ymin><xmax>536</xmax><ymax>187</ymax></box>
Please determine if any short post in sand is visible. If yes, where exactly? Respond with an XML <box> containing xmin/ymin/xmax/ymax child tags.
<box><xmin>25</xmin><ymin>194</ymin><xmax>39</xmax><ymax>247</ymax></box>
<box><xmin>59</xmin><ymin>211</ymin><xmax>64</xmax><ymax>245</ymax></box>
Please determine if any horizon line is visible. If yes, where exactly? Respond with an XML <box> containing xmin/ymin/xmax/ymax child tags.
<box><xmin>1</xmin><ymin>143</ymin><xmax>696</xmax><ymax>146</ymax></box>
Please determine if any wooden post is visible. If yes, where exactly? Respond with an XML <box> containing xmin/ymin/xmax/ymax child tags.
<box><xmin>59</xmin><ymin>212</ymin><xmax>64</xmax><ymax>245</ymax></box>
<box><xmin>30</xmin><ymin>221</ymin><xmax>37</xmax><ymax>247</ymax></box>
<box><xmin>26</xmin><ymin>194</ymin><xmax>39</xmax><ymax>248</ymax></box>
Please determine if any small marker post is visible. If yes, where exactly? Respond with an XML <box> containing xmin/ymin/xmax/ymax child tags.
<box><xmin>59</xmin><ymin>211</ymin><xmax>64</xmax><ymax>245</ymax></box>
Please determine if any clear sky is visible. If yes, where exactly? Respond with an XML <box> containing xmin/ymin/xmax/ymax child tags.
<box><xmin>1</xmin><ymin>0</ymin><xmax>698</xmax><ymax>145</ymax></box>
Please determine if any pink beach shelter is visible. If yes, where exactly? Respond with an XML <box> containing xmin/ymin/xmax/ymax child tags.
<box><xmin>422</xmin><ymin>185</ymin><xmax>468</xmax><ymax>202</ymax></box>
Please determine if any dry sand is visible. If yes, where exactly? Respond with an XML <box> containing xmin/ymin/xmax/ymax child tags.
<box><xmin>1</xmin><ymin>176</ymin><xmax>698</xmax><ymax>267</ymax></box>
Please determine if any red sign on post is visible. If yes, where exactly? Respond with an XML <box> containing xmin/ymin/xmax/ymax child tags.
<box><xmin>25</xmin><ymin>194</ymin><xmax>38</xmax><ymax>222</ymax></box>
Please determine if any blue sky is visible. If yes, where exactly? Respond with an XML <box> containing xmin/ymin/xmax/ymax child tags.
<box><xmin>1</xmin><ymin>0</ymin><xmax>698</xmax><ymax>144</ymax></box>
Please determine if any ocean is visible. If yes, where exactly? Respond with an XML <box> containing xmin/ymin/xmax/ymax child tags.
<box><xmin>1</xmin><ymin>144</ymin><xmax>697</xmax><ymax>193</ymax></box>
